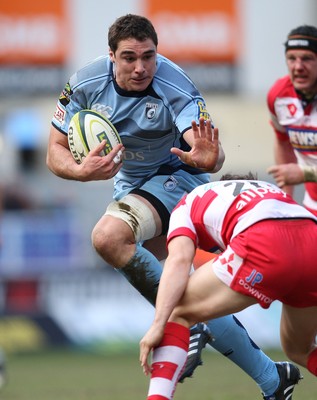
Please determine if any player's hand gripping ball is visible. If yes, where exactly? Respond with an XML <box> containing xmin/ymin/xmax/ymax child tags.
<box><xmin>68</xmin><ymin>109</ymin><xmax>122</xmax><ymax>164</ymax></box>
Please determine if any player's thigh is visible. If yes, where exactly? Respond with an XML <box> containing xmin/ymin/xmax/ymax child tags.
<box><xmin>280</xmin><ymin>304</ymin><xmax>317</xmax><ymax>355</ymax></box>
<box><xmin>172</xmin><ymin>263</ymin><xmax>256</xmax><ymax>325</ymax></box>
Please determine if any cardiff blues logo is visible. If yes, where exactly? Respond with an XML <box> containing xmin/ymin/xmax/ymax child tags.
<box><xmin>145</xmin><ymin>102</ymin><xmax>158</xmax><ymax>120</ymax></box>
<box><xmin>92</xmin><ymin>104</ymin><xmax>112</xmax><ymax>118</ymax></box>
<box><xmin>163</xmin><ymin>176</ymin><xmax>178</xmax><ymax>191</ymax></box>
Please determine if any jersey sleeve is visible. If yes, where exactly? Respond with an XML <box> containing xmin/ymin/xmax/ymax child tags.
<box><xmin>51</xmin><ymin>56</ymin><xmax>111</xmax><ymax>135</ymax></box>
<box><xmin>167</xmin><ymin>196</ymin><xmax>197</xmax><ymax>246</ymax></box>
<box><xmin>176</xmin><ymin>97</ymin><xmax>211</xmax><ymax>136</ymax></box>
<box><xmin>267</xmin><ymin>78</ymin><xmax>289</xmax><ymax>141</ymax></box>
<box><xmin>154</xmin><ymin>56</ymin><xmax>212</xmax><ymax>135</ymax></box>
<box><xmin>51</xmin><ymin>73</ymin><xmax>87</xmax><ymax>135</ymax></box>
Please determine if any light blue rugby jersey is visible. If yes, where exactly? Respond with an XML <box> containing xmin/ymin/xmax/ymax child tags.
<box><xmin>52</xmin><ymin>54</ymin><xmax>211</xmax><ymax>197</ymax></box>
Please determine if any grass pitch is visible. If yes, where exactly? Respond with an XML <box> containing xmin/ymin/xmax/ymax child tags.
<box><xmin>1</xmin><ymin>347</ymin><xmax>316</xmax><ymax>399</ymax></box>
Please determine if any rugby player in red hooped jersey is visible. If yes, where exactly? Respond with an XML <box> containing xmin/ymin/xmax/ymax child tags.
<box><xmin>140</xmin><ymin>175</ymin><xmax>317</xmax><ymax>400</ymax></box>
<box><xmin>267</xmin><ymin>25</ymin><xmax>317</xmax><ymax>216</ymax></box>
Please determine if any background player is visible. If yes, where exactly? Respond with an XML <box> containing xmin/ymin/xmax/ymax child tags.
<box><xmin>140</xmin><ymin>174</ymin><xmax>317</xmax><ymax>399</ymax></box>
<box><xmin>267</xmin><ymin>25</ymin><xmax>317</xmax><ymax>216</ymax></box>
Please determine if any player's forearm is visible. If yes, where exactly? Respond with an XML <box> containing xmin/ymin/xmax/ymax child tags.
<box><xmin>46</xmin><ymin>144</ymin><xmax>82</xmax><ymax>181</ymax></box>
<box><xmin>274</xmin><ymin>138</ymin><xmax>296</xmax><ymax>165</ymax></box>
<box><xmin>153</xmin><ymin>257</ymin><xmax>190</xmax><ymax>328</ymax></box>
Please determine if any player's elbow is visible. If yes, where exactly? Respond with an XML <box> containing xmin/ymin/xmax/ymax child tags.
<box><xmin>46</xmin><ymin>150</ymin><xmax>55</xmax><ymax>174</ymax></box>
<box><xmin>46</xmin><ymin>149</ymin><xmax>62</xmax><ymax>178</ymax></box>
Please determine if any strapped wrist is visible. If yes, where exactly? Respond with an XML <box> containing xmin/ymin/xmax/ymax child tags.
<box><xmin>299</xmin><ymin>165</ymin><xmax>317</xmax><ymax>182</ymax></box>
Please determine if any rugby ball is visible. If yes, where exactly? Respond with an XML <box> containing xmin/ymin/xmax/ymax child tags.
<box><xmin>68</xmin><ymin>109</ymin><xmax>122</xmax><ymax>164</ymax></box>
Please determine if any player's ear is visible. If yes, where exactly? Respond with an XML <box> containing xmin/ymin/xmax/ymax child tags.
<box><xmin>109</xmin><ymin>49</ymin><xmax>115</xmax><ymax>63</ymax></box>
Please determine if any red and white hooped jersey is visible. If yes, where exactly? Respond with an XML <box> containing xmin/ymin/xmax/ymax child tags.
<box><xmin>267</xmin><ymin>75</ymin><xmax>317</xmax><ymax>158</ymax></box>
<box><xmin>167</xmin><ymin>180</ymin><xmax>317</xmax><ymax>251</ymax></box>
<box><xmin>267</xmin><ymin>75</ymin><xmax>317</xmax><ymax>206</ymax></box>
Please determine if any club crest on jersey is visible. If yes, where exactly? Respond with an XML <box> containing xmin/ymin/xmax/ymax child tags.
<box><xmin>287</xmin><ymin>103</ymin><xmax>297</xmax><ymax>116</ymax></box>
<box><xmin>145</xmin><ymin>102</ymin><xmax>158</xmax><ymax>120</ymax></box>
<box><xmin>163</xmin><ymin>175</ymin><xmax>178</xmax><ymax>191</ymax></box>
<box><xmin>275</xmin><ymin>97</ymin><xmax>303</xmax><ymax>123</ymax></box>
<box><xmin>92</xmin><ymin>104</ymin><xmax>112</xmax><ymax>118</ymax></box>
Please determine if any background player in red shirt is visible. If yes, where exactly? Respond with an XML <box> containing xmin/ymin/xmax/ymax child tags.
<box><xmin>267</xmin><ymin>25</ymin><xmax>317</xmax><ymax>216</ymax></box>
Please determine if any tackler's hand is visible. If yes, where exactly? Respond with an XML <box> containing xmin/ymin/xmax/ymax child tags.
<box><xmin>139</xmin><ymin>324</ymin><xmax>165</xmax><ymax>376</ymax></box>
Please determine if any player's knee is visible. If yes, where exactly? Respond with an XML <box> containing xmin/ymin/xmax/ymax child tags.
<box><xmin>91</xmin><ymin>223</ymin><xmax>112</xmax><ymax>257</ymax></box>
<box><xmin>91</xmin><ymin>214</ymin><xmax>136</xmax><ymax>267</ymax></box>
<box><xmin>91</xmin><ymin>227</ymin><xmax>119</xmax><ymax>267</ymax></box>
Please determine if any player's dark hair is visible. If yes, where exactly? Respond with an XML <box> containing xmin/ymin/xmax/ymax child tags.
<box><xmin>220</xmin><ymin>172</ymin><xmax>258</xmax><ymax>181</ymax></box>
<box><xmin>284</xmin><ymin>25</ymin><xmax>317</xmax><ymax>53</ymax></box>
<box><xmin>108</xmin><ymin>14</ymin><xmax>158</xmax><ymax>53</ymax></box>
<box><xmin>287</xmin><ymin>25</ymin><xmax>317</xmax><ymax>39</ymax></box>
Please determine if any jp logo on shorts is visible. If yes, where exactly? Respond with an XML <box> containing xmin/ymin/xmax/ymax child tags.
<box><xmin>240</xmin><ymin>269</ymin><xmax>273</xmax><ymax>306</ymax></box>
<box><xmin>245</xmin><ymin>269</ymin><xmax>263</xmax><ymax>286</ymax></box>
<box><xmin>163</xmin><ymin>175</ymin><xmax>178</xmax><ymax>191</ymax></box>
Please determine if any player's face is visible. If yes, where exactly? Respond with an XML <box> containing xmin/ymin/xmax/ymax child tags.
<box><xmin>286</xmin><ymin>49</ymin><xmax>317</xmax><ymax>96</ymax></box>
<box><xmin>109</xmin><ymin>38</ymin><xmax>157</xmax><ymax>92</ymax></box>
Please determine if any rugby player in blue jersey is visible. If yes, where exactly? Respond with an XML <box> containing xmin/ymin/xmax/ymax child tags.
<box><xmin>47</xmin><ymin>14</ymin><xmax>300</xmax><ymax>398</ymax></box>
